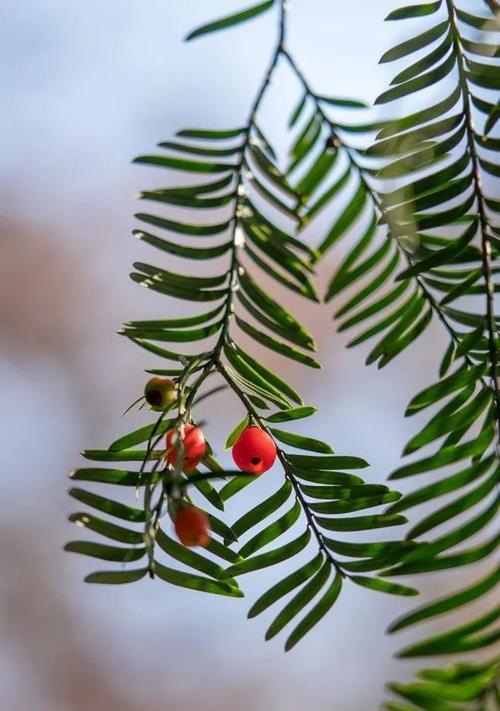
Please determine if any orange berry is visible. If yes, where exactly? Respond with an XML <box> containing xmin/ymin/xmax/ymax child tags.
<box><xmin>174</xmin><ymin>506</ymin><xmax>210</xmax><ymax>547</ymax></box>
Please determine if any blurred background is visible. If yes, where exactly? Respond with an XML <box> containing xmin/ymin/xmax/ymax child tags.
<box><xmin>0</xmin><ymin>1</ymin><xmax>497</xmax><ymax>710</ymax></box>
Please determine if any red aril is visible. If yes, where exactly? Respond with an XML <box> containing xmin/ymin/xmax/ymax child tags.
<box><xmin>232</xmin><ymin>425</ymin><xmax>277</xmax><ymax>475</ymax></box>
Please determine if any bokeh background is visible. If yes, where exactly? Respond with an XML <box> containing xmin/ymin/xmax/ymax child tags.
<box><xmin>1</xmin><ymin>2</ymin><xmax>497</xmax><ymax>710</ymax></box>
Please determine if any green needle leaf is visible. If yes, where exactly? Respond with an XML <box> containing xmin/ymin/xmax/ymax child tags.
<box><xmin>388</xmin><ymin>567</ymin><xmax>500</xmax><ymax>633</ymax></box>
<box><xmin>266</xmin><ymin>561</ymin><xmax>331</xmax><ymax>641</ymax></box>
<box><xmin>248</xmin><ymin>554</ymin><xmax>323</xmax><ymax>618</ymax></box>
<box><xmin>65</xmin><ymin>541</ymin><xmax>146</xmax><ymax>562</ymax></box>
<box><xmin>285</xmin><ymin>572</ymin><xmax>342</xmax><ymax>650</ymax></box>
<box><xmin>350</xmin><ymin>576</ymin><xmax>419</xmax><ymax>596</ymax></box>
<box><xmin>186</xmin><ymin>1</ymin><xmax>274</xmax><ymax>41</ymax></box>
<box><xmin>85</xmin><ymin>568</ymin><xmax>148</xmax><ymax>585</ymax></box>
<box><xmin>223</xmin><ymin>530</ymin><xmax>311</xmax><ymax>577</ymax></box>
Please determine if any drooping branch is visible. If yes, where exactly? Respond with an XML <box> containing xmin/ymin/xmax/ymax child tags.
<box><xmin>444</xmin><ymin>0</ymin><xmax>500</xmax><ymax>446</ymax></box>
<box><xmin>67</xmin><ymin>0</ymin><xmax>411</xmax><ymax>652</ymax></box>
<box><xmin>283</xmin><ymin>47</ymin><xmax>494</xmax><ymax>387</ymax></box>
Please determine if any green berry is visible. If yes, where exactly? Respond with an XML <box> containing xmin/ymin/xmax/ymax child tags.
<box><xmin>144</xmin><ymin>377</ymin><xmax>177</xmax><ymax>408</ymax></box>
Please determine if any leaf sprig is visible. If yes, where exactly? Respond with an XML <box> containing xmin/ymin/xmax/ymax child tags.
<box><xmin>66</xmin><ymin>0</ymin><xmax>412</xmax><ymax>651</ymax></box>
<box><xmin>361</xmin><ymin>2</ymin><xmax>500</xmax><ymax>707</ymax></box>
<box><xmin>261</xmin><ymin>0</ymin><xmax>499</xmax><ymax>700</ymax></box>
<box><xmin>66</xmin><ymin>0</ymin><xmax>499</xmax><ymax>699</ymax></box>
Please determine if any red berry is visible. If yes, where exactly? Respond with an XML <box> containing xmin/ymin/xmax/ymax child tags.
<box><xmin>232</xmin><ymin>425</ymin><xmax>277</xmax><ymax>475</ymax></box>
<box><xmin>174</xmin><ymin>506</ymin><xmax>210</xmax><ymax>547</ymax></box>
<box><xmin>166</xmin><ymin>424</ymin><xmax>206</xmax><ymax>472</ymax></box>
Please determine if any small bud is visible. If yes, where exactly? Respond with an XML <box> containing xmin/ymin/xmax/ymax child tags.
<box><xmin>234</xmin><ymin>227</ymin><xmax>246</xmax><ymax>247</ymax></box>
<box><xmin>174</xmin><ymin>506</ymin><xmax>210</xmax><ymax>548</ymax></box>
